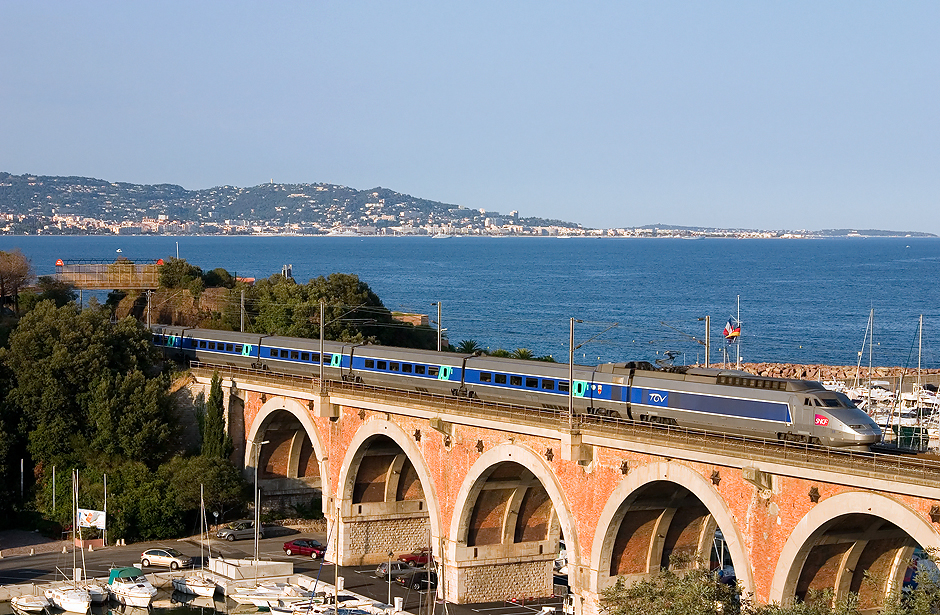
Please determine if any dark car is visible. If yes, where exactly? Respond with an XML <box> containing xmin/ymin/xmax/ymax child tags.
<box><xmin>283</xmin><ymin>539</ymin><xmax>325</xmax><ymax>558</ymax></box>
<box><xmin>396</xmin><ymin>569</ymin><xmax>437</xmax><ymax>592</ymax></box>
<box><xmin>397</xmin><ymin>547</ymin><xmax>431</xmax><ymax>567</ymax></box>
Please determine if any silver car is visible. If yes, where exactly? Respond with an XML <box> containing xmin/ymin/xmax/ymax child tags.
<box><xmin>375</xmin><ymin>561</ymin><xmax>412</xmax><ymax>579</ymax></box>
<box><xmin>141</xmin><ymin>547</ymin><xmax>192</xmax><ymax>570</ymax></box>
<box><xmin>216</xmin><ymin>519</ymin><xmax>264</xmax><ymax>541</ymax></box>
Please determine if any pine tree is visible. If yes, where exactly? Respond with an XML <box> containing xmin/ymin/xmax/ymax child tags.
<box><xmin>201</xmin><ymin>372</ymin><xmax>231</xmax><ymax>458</ymax></box>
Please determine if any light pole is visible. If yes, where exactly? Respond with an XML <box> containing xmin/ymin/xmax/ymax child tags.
<box><xmin>568</xmin><ymin>318</ymin><xmax>582</xmax><ymax>431</ymax></box>
<box><xmin>253</xmin><ymin>439</ymin><xmax>270</xmax><ymax>563</ymax></box>
<box><xmin>697</xmin><ymin>315</ymin><xmax>710</xmax><ymax>367</ymax></box>
<box><xmin>432</xmin><ymin>302</ymin><xmax>442</xmax><ymax>351</ymax></box>
<box><xmin>387</xmin><ymin>550</ymin><xmax>394</xmax><ymax>606</ymax></box>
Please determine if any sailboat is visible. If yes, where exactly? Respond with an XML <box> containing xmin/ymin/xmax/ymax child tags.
<box><xmin>172</xmin><ymin>485</ymin><xmax>219</xmax><ymax>597</ymax></box>
<box><xmin>44</xmin><ymin>471</ymin><xmax>92</xmax><ymax>614</ymax></box>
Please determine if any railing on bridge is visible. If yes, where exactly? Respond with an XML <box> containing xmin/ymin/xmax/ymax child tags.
<box><xmin>54</xmin><ymin>258</ymin><xmax>163</xmax><ymax>290</ymax></box>
<box><xmin>190</xmin><ymin>362</ymin><xmax>940</xmax><ymax>490</ymax></box>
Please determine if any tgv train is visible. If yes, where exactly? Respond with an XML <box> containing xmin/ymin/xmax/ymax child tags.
<box><xmin>151</xmin><ymin>326</ymin><xmax>882</xmax><ymax>449</ymax></box>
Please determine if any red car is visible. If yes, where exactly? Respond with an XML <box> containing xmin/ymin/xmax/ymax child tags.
<box><xmin>283</xmin><ymin>539</ymin><xmax>326</xmax><ymax>558</ymax></box>
<box><xmin>397</xmin><ymin>547</ymin><xmax>431</xmax><ymax>567</ymax></box>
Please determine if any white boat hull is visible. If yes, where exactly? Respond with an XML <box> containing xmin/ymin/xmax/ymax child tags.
<box><xmin>11</xmin><ymin>594</ymin><xmax>50</xmax><ymax>613</ymax></box>
<box><xmin>172</xmin><ymin>573</ymin><xmax>218</xmax><ymax>597</ymax></box>
<box><xmin>44</xmin><ymin>586</ymin><xmax>91</xmax><ymax>614</ymax></box>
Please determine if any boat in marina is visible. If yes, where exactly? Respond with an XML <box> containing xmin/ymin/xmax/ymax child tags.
<box><xmin>172</xmin><ymin>485</ymin><xmax>218</xmax><ymax>597</ymax></box>
<box><xmin>11</xmin><ymin>593</ymin><xmax>51</xmax><ymax>613</ymax></box>
<box><xmin>43</xmin><ymin>584</ymin><xmax>91</xmax><ymax>614</ymax></box>
<box><xmin>230</xmin><ymin>582</ymin><xmax>314</xmax><ymax>607</ymax></box>
<box><xmin>45</xmin><ymin>471</ymin><xmax>92</xmax><ymax>614</ymax></box>
<box><xmin>106</xmin><ymin>567</ymin><xmax>157</xmax><ymax>607</ymax></box>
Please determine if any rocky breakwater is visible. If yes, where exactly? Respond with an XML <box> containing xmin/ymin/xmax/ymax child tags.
<box><xmin>740</xmin><ymin>362</ymin><xmax>940</xmax><ymax>384</ymax></box>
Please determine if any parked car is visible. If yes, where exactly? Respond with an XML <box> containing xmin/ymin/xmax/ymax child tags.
<box><xmin>140</xmin><ymin>547</ymin><xmax>192</xmax><ymax>570</ymax></box>
<box><xmin>216</xmin><ymin>519</ymin><xmax>264</xmax><ymax>541</ymax></box>
<box><xmin>375</xmin><ymin>561</ymin><xmax>413</xmax><ymax>579</ymax></box>
<box><xmin>396</xmin><ymin>570</ymin><xmax>438</xmax><ymax>592</ymax></box>
<box><xmin>397</xmin><ymin>547</ymin><xmax>431</xmax><ymax>567</ymax></box>
<box><xmin>283</xmin><ymin>539</ymin><xmax>325</xmax><ymax>558</ymax></box>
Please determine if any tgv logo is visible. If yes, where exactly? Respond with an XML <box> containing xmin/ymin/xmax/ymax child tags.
<box><xmin>647</xmin><ymin>390</ymin><xmax>669</xmax><ymax>405</ymax></box>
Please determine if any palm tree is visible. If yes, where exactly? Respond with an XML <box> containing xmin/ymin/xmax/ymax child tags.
<box><xmin>511</xmin><ymin>348</ymin><xmax>534</xmax><ymax>360</ymax></box>
<box><xmin>456</xmin><ymin>339</ymin><xmax>481</xmax><ymax>354</ymax></box>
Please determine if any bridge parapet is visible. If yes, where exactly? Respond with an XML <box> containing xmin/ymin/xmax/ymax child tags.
<box><xmin>192</xmin><ymin>362</ymin><xmax>940</xmax><ymax>498</ymax></box>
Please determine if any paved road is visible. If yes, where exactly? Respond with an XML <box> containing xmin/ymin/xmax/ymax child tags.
<box><xmin>0</xmin><ymin>533</ymin><xmax>567</xmax><ymax>615</ymax></box>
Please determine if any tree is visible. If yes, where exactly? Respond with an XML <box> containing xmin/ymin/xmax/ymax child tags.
<box><xmin>158</xmin><ymin>257</ymin><xmax>203</xmax><ymax>289</ymax></box>
<box><xmin>0</xmin><ymin>301</ymin><xmax>163</xmax><ymax>468</ymax></box>
<box><xmin>456</xmin><ymin>340</ymin><xmax>481</xmax><ymax>354</ymax></box>
<box><xmin>0</xmin><ymin>248</ymin><xmax>35</xmax><ymax>313</ymax></box>
<box><xmin>19</xmin><ymin>276</ymin><xmax>78</xmax><ymax>310</ymax></box>
<box><xmin>511</xmin><ymin>348</ymin><xmax>535</xmax><ymax>360</ymax></box>
<box><xmin>601</xmin><ymin>564</ymin><xmax>741</xmax><ymax>615</ymax></box>
<box><xmin>202</xmin><ymin>372</ymin><xmax>232</xmax><ymax>459</ymax></box>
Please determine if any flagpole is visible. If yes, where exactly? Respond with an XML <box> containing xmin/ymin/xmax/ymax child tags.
<box><xmin>736</xmin><ymin>295</ymin><xmax>741</xmax><ymax>370</ymax></box>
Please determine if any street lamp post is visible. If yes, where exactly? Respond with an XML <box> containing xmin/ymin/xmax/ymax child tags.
<box><xmin>697</xmin><ymin>315</ymin><xmax>710</xmax><ymax>367</ymax></box>
<box><xmin>568</xmin><ymin>318</ymin><xmax>582</xmax><ymax>431</ymax></box>
<box><xmin>253</xmin><ymin>439</ymin><xmax>270</xmax><ymax>564</ymax></box>
<box><xmin>387</xmin><ymin>550</ymin><xmax>394</xmax><ymax>606</ymax></box>
<box><xmin>432</xmin><ymin>302</ymin><xmax>442</xmax><ymax>351</ymax></box>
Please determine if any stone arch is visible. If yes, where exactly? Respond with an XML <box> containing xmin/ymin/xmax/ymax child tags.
<box><xmin>770</xmin><ymin>491</ymin><xmax>940</xmax><ymax>606</ymax></box>
<box><xmin>244</xmin><ymin>395</ymin><xmax>329</xmax><ymax>505</ymax></box>
<box><xmin>334</xmin><ymin>418</ymin><xmax>443</xmax><ymax>563</ymax></box>
<box><xmin>448</xmin><ymin>443</ymin><xmax>579</xmax><ymax>602</ymax></box>
<box><xmin>589</xmin><ymin>461</ymin><xmax>753</xmax><ymax>596</ymax></box>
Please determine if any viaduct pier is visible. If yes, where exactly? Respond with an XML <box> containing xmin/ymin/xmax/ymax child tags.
<box><xmin>188</xmin><ymin>363</ymin><xmax>940</xmax><ymax>614</ymax></box>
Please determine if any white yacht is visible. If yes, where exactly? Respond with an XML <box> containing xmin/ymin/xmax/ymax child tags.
<box><xmin>106</xmin><ymin>567</ymin><xmax>157</xmax><ymax>607</ymax></box>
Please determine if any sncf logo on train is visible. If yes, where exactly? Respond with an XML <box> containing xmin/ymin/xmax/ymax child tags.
<box><xmin>814</xmin><ymin>414</ymin><xmax>830</xmax><ymax>427</ymax></box>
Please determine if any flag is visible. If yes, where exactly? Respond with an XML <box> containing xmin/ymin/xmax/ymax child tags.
<box><xmin>723</xmin><ymin>316</ymin><xmax>740</xmax><ymax>341</ymax></box>
<box><xmin>77</xmin><ymin>508</ymin><xmax>106</xmax><ymax>529</ymax></box>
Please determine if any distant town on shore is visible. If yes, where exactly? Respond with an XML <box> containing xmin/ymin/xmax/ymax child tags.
<box><xmin>0</xmin><ymin>171</ymin><xmax>934</xmax><ymax>238</ymax></box>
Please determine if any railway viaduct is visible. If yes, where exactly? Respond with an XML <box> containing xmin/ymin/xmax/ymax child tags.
<box><xmin>189</xmin><ymin>363</ymin><xmax>940</xmax><ymax>614</ymax></box>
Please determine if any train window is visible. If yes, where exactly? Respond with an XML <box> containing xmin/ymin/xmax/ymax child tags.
<box><xmin>199</xmin><ymin>341</ymin><xmax>207</xmax><ymax>349</ymax></box>
<box><xmin>390</xmin><ymin>362</ymin><xmax>400</xmax><ymax>371</ymax></box>
<box><xmin>208</xmin><ymin>342</ymin><xmax>216</xmax><ymax>350</ymax></box>
<box><xmin>365</xmin><ymin>359</ymin><xmax>375</xmax><ymax>368</ymax></box>
<box><xmin>402</xmin><ymin>364</ymin><xmax>413</xmax><ymax>373</ymax></box>
<box><xmin>542</xmin><ymin>380</ymin><xmax>555</xmax><ymax>390</ymax></box>
<box><xmin>152</xmin><ymin>335</ymin><xmax>161</xmax><ymax>344</ymax></box>
<box><xmin>510</xmin><ymin>376</ymin><xmax>522</xmax><ymax>386</ymax></box>
<box><xmin>558</xmin><ymin>381</ymin><xmax>569</xmax><ymax>393</ymax></box>
<box><xmin>428</xmin><ymin>366</ymin><xmax>439</xmax><ymax>377</ymax></box>
<box><xmin>226</xmin><ymin>344</ymin><xmax>233</xmax><ymax>352</ymax></box>
<box><xmin>268</xmin><ymin>349</ymin><xmax>277</xmax><ymax>357</ymax></box>
<box><xmin>312</xmin><ymin>353</ymin><xmax>320</xmax><ymax>362</ymax></box>
<box><xmin>814</xmin><ymin>399</ymin><xmax>822</xmax><ymax>406</ymax></box>
<box><xmin>378</xmin><ymin>361</ymin><xmax>387</xmax><ymax>370</ymax></box>
<box><xmin>291</xmin><ymin>351</ymin><xmax>299</xmax><ymax>360</ymax></box>
<box><xmin>301</xmin><ymin>352</ymin><xmax>309</xmax><ymax>361</ymax></box>
<box><xmin>280</xmin><ymin>350</ymin><xmax>289</xmax><ymax>359</ymax></box>
<box><xmin>526</xmin><ymin>377</ymin><xmax>538</xmax><ymax>388</ymax></box>
<box><xmin>804</xmin><ymin>398</ymin><xmax>811</xmax><ymax>405</ymax></box>
<box><xmin>823</xmin><ymin>399</ymin><xmax>841</xmax><ymax>407</ymax></box>
<box><xmin>480</xmin><ymin>372</ymin><xmax>492</xmax><ymax>383</ymax></box>
<box><xmin>322</xmin><ymin>354</ymin><xmax>331</xmax><ymax>364</ymax></box>
<box><xmin>495</xmin><ymin>374</ymin><xmax>507</xmax><ymax>384</ymax></box>
<box><xmin>415</xmin><ymin>365</ymin><xmax>426</xmax><ymax>375</ymax></box>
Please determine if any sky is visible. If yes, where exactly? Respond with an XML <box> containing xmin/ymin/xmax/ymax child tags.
<box><xmin>1</xmin><ymin>2</ymin><xmax>937</xmax><ymax>233</ymax></box>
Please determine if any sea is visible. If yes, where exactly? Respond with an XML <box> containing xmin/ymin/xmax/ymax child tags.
<box><xmin>2</xmin><ymin>235</ymin><xmax>939</xmax><ymax>369</ymax></box>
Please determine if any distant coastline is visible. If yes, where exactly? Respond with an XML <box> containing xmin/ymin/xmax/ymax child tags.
<box><xmin>1</xmin><ymin>171</ymin><xmax>934</xmax><ymax>239</ymax></box>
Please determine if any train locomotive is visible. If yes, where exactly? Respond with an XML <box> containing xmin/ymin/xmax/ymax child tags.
<box><xmin>151</xmin><ymin>325</ymin><xmax>882</xmax><ymax>449</ymax></box>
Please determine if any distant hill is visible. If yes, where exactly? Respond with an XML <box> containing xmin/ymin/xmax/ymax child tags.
<box><xmin>0</xmin><ymin>171</ymin><xmax>580</xmax><ymax>232</ymax></box>
<box><xmin>640</xmin><ymin>223</ymin><xmax>935</xmax><ymax>238</ymax></box>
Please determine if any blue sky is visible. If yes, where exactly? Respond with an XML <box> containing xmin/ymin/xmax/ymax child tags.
<box><xmin>1</xmin><ymin>2</ymin><xmax>937</xmax><ymax>232</ymax></box>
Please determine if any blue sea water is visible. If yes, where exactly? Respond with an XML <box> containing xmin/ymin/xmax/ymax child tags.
<box><xmin>2</xmin><ymin>235</ymin><xmax>939</xmax><ymax>368</ymax></box>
